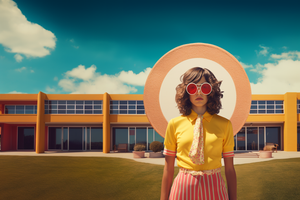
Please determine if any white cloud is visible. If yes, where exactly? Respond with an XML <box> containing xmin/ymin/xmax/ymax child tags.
<box><xmin>240</xmin><ymin>61</ymin><xmax>266</xmax><ymax>73</ymax></box>
<box><xmin>57</xmin><ymin>65</ymin><xmax>152</xmax><ymax>94</ymax></box>
<box><xmin>14</xmin><ymin>53</ymin><xmax>23</xmax><ymax>62</ymax></box>
<box><xmin>256</xmin><ymin>45</ymin><xmax>269</xmax><ymax>56</ymax></box>
<box><xmin>118</xmin><ymin>68</ymin><xmax>152</xmax><ymax>86</ymax></box>
<box><xmin>15</xmin><ymin>66</ymin><xmax>26</xmax><ymax>72</ymax></box>
<box><xmin>30</xmin><ymin>69</ymin><xmax>34</xmax><ymax>73</ymax></box>
<box><xmin>58</xmin><ymin>79</ymin><xmax>76</xmax><ymax>92</ymax></box>
<box><xmin>45</xmin><ymin>86</ymin><xmax>56</xmax><ymax>93</ymax></box>
<box><xmin>65</xmin><ymin>64</ymin><xmax>97</xmax><ymax>81</ymax></box>
<box><xmin>251</xmin><ymin>59</ymin><xmax>300</xmax><ymax>94</ymax></box>
<box><xmin>53</xmin><ymin>76</ymin><xmax>58</xmax><ymax>81</ymax></box>
<box><xmin>270</xmin><ymin>51</ymin><xmax>300</xmax><ymax>60</ymax></box>
<box><xmin>0</xmin><ymin>0</ymin><xmax>56</xmax><ymax>58</ymax></box>
<box><xmin>8</xmin><ymin>90</ymin><xmax>26</xmax><ymax>94</ymax></box>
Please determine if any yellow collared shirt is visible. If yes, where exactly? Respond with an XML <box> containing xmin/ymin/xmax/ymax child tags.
<box><xmin>163</xmin><ymin>109</ymin><xmax>234</xmax><ymax>171</ymax></box>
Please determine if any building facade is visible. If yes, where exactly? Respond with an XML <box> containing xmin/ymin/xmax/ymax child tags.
<box><xmin>0</xmin><ymin>92</ymin><xmax>299</xmax><ymax>153</ymax></box>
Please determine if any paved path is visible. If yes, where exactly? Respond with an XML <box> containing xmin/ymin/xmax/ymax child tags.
<box><xmin>1</xmin><ymin>151</ymin><xmax>300</xmax><ymax>166</ymax></box>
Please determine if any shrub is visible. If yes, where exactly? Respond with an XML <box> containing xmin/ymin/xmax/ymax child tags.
<box><xmin>134</xmin><ymin>144</ymin><xmax>146</xmax><ymax>151</ymax></box>
<box><xmin>150</xmin><ymin>141</ymin><xmax>164</xmax><ymax>153</ymax></box>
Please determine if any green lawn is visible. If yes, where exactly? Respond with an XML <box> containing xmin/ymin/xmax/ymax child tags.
<box><xmin>0</xmin><ymin>156</ymin><xmax>299</xmax><ymax>200</ymax></box>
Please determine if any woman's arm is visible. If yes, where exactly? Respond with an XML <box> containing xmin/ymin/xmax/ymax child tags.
<box><xmin>224</xmin><ymin>157</ymin><xmax>237</xmax><ymax>200</ymax></box>
<box><xmin>160</xmin><ymin>155</ymin><xmax>175</xmax><ymax>200</ymax></box>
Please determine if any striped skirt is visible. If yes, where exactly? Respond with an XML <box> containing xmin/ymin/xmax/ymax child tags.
<box><xmin>169</xmin><ymin>168</ymin><xmax>229</xmax><ymax>200</ymax></box>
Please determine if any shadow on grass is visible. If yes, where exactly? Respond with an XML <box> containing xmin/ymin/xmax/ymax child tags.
<box><xmin>0</xmin><ymin>156</ymin><xmax>300</xmax><ymax>200</ymax></box>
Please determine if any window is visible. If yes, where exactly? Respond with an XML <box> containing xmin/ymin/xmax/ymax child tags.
<box><xmin>45</xmin><ymin>100</ymin><xmax>102</xmax><ymax>114</ymax></box>
<box><xmin>250</xmin><ymin>100</ymin><xmax>283</xmax><ymax>114</ymax></box>
<box><xmin>5</xmin><ymin>105</ymin><xmax>37</xmax><ymax>114</ymax></box>
<box><xmin>234</xmin><ymin>126</ymin><xmax>281</xmax><ymax>151</ymax></box>
<box><xmin>48</xmin><ymin>127</ymin><xmax>103</xmax><ymax>151</ymax></box>
<box><xmin>112</xmin><ymin>127</ymin><xmax>164</xmax><ymax>151</ymax></box>
<box><xmin>110</xmin><ymin>100</ymin><xmax>145</xmax><ymax>114</ymax></box>
<box><xmin>297</xmin><ymin>100</ymin><xmax>300</xmax><ymax>113</ymax></box>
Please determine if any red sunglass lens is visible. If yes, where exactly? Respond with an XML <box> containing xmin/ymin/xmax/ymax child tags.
<box><xmin>201</xmin><ymin>83</ymin><xmax>211</xmax><ymax>94</ymax></box>
<box><xmin>187</xmin><ymin>84</ymin><xmax>197</xmax><ymax>94</ymax></box>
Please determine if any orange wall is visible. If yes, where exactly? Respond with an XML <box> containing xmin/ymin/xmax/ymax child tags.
<box><xmin>110</xmin><ymin>115</ymin><xmax>149</xmax><ymax>123</ymax></box>
<box><xmin>251</xmin><ymin>94</ymin><xmax>283</xmax><ymax>100</ymax></box>
<box><xmin>45</xmin><ymin>94</ymin><xmax>103</xmax><ymax>100</ymax></box>
<box><xmin>0</xmin><ymin>115</ymin><xmax>37</xmax><ymax>123</ymax></box>
<box><xmin>45</xmin><ymin>115</ymin><xmax>103</xmax><ymax>123</ymax></box>
<box><xmin>0</xmin><ymin>94</ymin><xmax>37</xmax><ymax>101</ymax></box>
<box><xmin>109</xmin><ymin>94</ymin><xmax>143</xmax><ymax>100</ymax></box>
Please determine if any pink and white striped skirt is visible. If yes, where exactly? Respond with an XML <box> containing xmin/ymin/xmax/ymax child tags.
<box><xmin>169</xmin><ymin>168</ymin><xmax>229</xmax><ymax>200</ymax></box>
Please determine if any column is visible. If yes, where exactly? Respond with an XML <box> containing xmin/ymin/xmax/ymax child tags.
<box><xmin>284</xmin><ymin>92</ymin><xmax>297</xmax><ymax>151</ymax></box>
<box><xmin>103</xmin><ymin>92</ymin><xmax>111</xmax><ymax>153</ymax></box>
<box><xmin>36</xmin><ymin>91</ymin><xmax>45</xmax><ymax>153</ymax></box>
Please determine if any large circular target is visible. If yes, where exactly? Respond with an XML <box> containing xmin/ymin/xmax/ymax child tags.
<box><xmin>144</xmin><ymin>43</ymin><xmax>251</xmax><ymax>137</ymax></box>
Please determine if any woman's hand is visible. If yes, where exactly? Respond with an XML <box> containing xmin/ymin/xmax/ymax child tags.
<box><xmin>160</xmin><ymin>155</ymin><xmax>175</xmax><ymax>200</ymax></box>
<box><xmin>224</xmin><ymin>157</ymin><xmax>237</xmax><ymax>200</ymax></box>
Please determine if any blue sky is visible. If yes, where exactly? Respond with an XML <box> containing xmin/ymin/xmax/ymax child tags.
<box><xmin>0</xmin><ymin>0</ymin><xmax>300</xmax><ymax>94</ymax></box>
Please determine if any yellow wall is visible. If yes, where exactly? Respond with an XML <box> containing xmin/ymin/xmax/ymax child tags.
<box><xmin>284</xmin><ymin>93</ymin><xmax>298</xmax><ymax>151</ymax></box>
<box><xmin>246</xmin><ymin>93</ymin><xmax>299</xmax><ymax>151</ymax></box>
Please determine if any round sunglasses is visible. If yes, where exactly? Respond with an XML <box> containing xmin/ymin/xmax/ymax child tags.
<box><xmin>186</xmin><ymin>82</ymin><xmax>212</xmax><ymax>95</ymax></box>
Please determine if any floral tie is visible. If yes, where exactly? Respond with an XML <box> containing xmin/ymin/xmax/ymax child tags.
<box><xmin>189</xmin><ymin>115</ymin><xmax>204</xmax><ymax>165</ymax></box>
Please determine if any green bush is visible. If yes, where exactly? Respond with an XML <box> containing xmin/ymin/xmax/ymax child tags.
<box><xmin>150</xmin><ymin>141</ymin><xmax>164</xmax><ymax>153</ymax></box>
<box><xmin>134</xmin><ymin>144</ymin><xmax>146</xmax><ymax>151</ymax></box>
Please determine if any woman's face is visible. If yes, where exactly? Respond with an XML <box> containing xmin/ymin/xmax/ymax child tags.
<box><xmin>189</xmin><ymin>76</ymin><xmax>208</xmax><ymax>109</ymax></box>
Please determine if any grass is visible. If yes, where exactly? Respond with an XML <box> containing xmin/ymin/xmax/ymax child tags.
<box><xmin>0</xmin><ymin>156</ymin><xmax>299</xmax><ymax>200</ymax></box>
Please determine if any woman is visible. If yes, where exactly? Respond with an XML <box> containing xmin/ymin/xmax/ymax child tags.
<box><xmin>160</xmin><ymin>67</ymin><xmax>237</xmax><ymax>200</ymax></box>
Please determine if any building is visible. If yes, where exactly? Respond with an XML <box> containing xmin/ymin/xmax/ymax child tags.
<box><xmin>0</xmin><ymin>92</ymin><xmax>299</xmax><ymax>153</ymax></box>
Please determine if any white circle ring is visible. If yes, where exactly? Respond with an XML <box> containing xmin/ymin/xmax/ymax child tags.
<box><xmin>144</xmin><ymin>43</ymin><xmax>252</xmax><ymax>137</ymax></box>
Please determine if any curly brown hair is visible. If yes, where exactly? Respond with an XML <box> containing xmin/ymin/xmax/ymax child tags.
<box><xmin>175</xmin><ymin>67</ymin><xmax>223</xmax><ymax>116</ymax></box>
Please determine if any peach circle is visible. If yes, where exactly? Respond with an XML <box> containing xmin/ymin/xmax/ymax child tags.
<box><xmin>144</xmin><ymin>43</ymin><xmax>252</xmax><ymax>137</ymax></box>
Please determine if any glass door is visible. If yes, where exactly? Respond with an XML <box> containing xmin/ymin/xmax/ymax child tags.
<box><xmin>247</xmin><ymin>127</ymin><xmax>258</xmax><ymax>150</ymax></box>
<box><xmin>236</xmin><ymin>127</ymin><xmax>245</xmax><ymax>150</ymax></box>
<box><xmin>69</xmin><ymin>127</ymin><xmax>83</xmax><ymax>150</ymax></box>
<box><xmin>18</xmin><ymin>127</ymin><xmax>35</xmax><ymax>150</ymax></box>
<box><xmin>113</xmin><ymin>128</ymin><xmax>129</xmax><ymax>151</ymax></box>
<box><xmin>266</xmin><ymin>127</ymin><xmax>281</xmax><ymax>150</ymax></box>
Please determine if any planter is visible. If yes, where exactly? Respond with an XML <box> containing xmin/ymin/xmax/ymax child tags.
<box><xmin>259</xmin><ymin>151</ymin><xmax>272</xmax><ymax>158</ymax></box>
<box><xmin>133</xmin><ymin>151</ymin><xmax>145</xmax><ymax>158</ymax></box>
<box><xmin>149</xmin><ymin>152</ymin><xmax>164</xmax><ymax>158</ymax></box>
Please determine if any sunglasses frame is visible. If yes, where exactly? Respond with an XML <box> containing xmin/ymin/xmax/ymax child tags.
<box><xmin>186</xmin><ymin>82</ymin><xmax>212</xmax><ymax>95</ymax></box>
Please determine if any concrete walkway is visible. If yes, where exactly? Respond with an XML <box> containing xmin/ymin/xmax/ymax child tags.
<box><xmin>1</xmin><ymin>151</ymin><xmax>300</xmax><ymax>166</ymax></box>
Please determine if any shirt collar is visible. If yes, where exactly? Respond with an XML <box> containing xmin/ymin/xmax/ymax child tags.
<box><xmin>187</xmin><ymin>109</ymin><xmax>213</xmax><ymax>123</ymax></box>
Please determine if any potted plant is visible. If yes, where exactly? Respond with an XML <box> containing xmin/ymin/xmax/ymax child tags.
<box><xmin>149</xmin><ymin>141</ymin><xmax>164</xmax><ymax>158</ymax></box>
<box><xmin>133</xmin><ymin>143</ymin><xmax>146</xmax><ymax>158</ymax></box>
